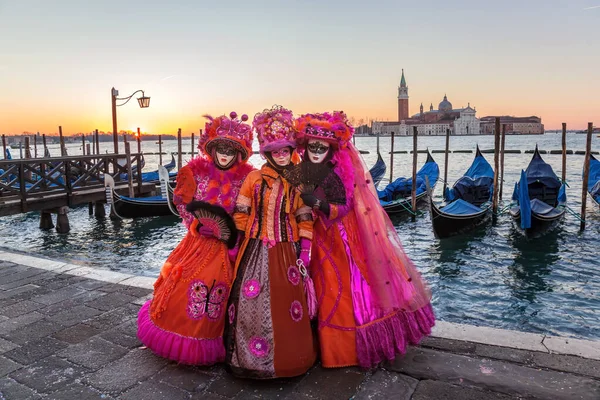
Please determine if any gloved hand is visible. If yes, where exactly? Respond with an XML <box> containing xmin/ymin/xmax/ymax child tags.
<box><xmin>298</xmin><ymin>237</ymin><xmax>311</xmax><ymax>267</ymax></box>
<box><xmin>300</xmin><ymin>193</ymin><xmax>318</xmax><ymax>208</ymax></box>
<box><xmin>197</xmin><ymin>224</ymin><xmax>215</xmax><ymax>238</ymax></box>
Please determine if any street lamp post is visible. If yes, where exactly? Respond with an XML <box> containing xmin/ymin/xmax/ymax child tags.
<box><xmin>111</xmin><ymin>87</ymin><xmax>150</xmax><ymax>154</ymax></box>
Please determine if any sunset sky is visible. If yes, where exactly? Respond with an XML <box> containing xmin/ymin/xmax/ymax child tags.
<box><xmin>1</xmin><ymin>0</ymin><xmax>598</xmax><ymax>135</ymax></box>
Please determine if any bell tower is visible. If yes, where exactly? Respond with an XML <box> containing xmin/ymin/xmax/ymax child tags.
<box><xmin>398</xmin><ymin>69</ymin><xmax>409</xmax><ymax>121</ymax></box>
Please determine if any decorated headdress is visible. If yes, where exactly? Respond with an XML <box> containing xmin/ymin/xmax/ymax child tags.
<box><xmin>253</xmin><ymin>105</ymin><xmax>297</xmax><ymax>154</ymax></box>
<box><xmin>295</xmin><ymin>111</ymin><xmax>354</xmax><ymax>148</ymax></box>
<box><xmin>198</xmin><ymin>112</ymin><xmax>253</xmax><ymax>162</ymax></box>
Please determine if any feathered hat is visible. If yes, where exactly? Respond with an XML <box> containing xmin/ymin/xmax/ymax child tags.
<box><xmin>253</xmin><ymin>105</ymin><xmax>297</xmax><ymax>155</ymax></box>
<box><xmin>198</xmin><ymin>112</ymin><xmax>253</xmax><ymax>162</ymax></box>
<box><xmin>295</xmin><ymin>111</ymin><xmax>354</xmax><ymax>148</ymax></box>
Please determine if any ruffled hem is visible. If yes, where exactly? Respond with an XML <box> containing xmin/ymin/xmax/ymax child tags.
<box><xmin>137</xmin><ymin>300</ymin><xmax>225</xmax><ymax>366</ymax></box>
<box><xmin>356</xmin><ymin>303</ymin><xmax>435</xmax><ymax>368</ymax></box>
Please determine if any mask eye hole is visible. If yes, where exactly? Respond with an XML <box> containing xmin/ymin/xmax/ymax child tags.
<box><xmin>307</xmin><ymin>143</ymin><xmax>329</xmax><ymax>155</ymax></box>
<box><xmin>216</xmin><ymin>145</ymin><xmax>236</xmax><ymax>156</ymax></box>
<box><xmin>272</xmin><ymin>148</ymin><xmax>291</xmax><ymax>157</ymax></box>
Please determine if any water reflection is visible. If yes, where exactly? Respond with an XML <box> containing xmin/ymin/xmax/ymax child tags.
<box><xmin>430</xmin><ymin>225</ymin><xmax>490</xmax><ymax>278</ymax></box>
<box><xmin>507</xmin><ymin>227</ymin><xmax>559</xmax><ymax>302</ymax></box>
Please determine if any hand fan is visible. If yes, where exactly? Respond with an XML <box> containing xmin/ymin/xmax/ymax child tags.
<box><xmin>185</xmin><ymin>201</ymin><xmax>238</xmax><ymax>248</ymax></box>
<box><xmin>284</xmin><ymin>162</ymin><xmax>331</xmax><ymax>195</ymax></box>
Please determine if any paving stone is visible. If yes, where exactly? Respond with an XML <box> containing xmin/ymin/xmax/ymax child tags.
<box><xmin>411</xmin><ymin>379</ymin><xmax>515</xmax><ymax>400</ymax></box>
<box><xmin>52</xmin><ymin>323</ymin><xmax>104</xmax><ymax>344</ymax></box>
<box><xmin>9</xmin><ymin>355</ymin><xmax>88</xmax><ymax>393</ymax></box>
<box><xmin>353</xmin><ymin>370</ymin><xmax>417</xmax><ymax>400</ymax></box>
<box><xmin>97</xmin><ymin>284</ymin><xmax>124</xmax><ymax>293</ymax></box>
<box><xmin>0</xmin><ymin>356</ymin><xmax>22</xmax><ymax>377</ymax></box>
<box><xmin>0</xmin><ymin>265</ymin><xmax>28</xmax><ymax>277</ymax></box>
<box><xmin>0</xmin><ymin>300</ymin><xmax>45</xmax><ymax>318</ymax></box>
<box><xmin>4</xmin><ymin>336</ymin><xmax>68</xmax><ymax>365</ymax></box>
<box><xmin>121</xmin><ymin>380</ymin><xmax>191</xmax><ymax>400</ymax></box>
<box><xmin>191</xmin><ymin>393</ymin><xmax>229</xmax><ymax>400</ymax></box>
<box><xmin>44</xmin><ymin>382</ymin><xmax>113</xmax><ymax>399</ymax></box>
<box><xmin>0</xmin><ymin>272</ymin><xmax>54</xmax><ymax>290</ymax></box>
<box><xmin>47</xmin><ymin>305</ymin><xmax>104</xmax><ymax>327</ymax></box>
<box><xmin>0</xmin><ymin>268</ymin><xmax>45</xmax><ymax>285</ymax></box>
<box><xmin>98</xmin><ymin>328</ymin><xmax>141</xmax><ymax>349</ymax></box>
<box><xmin>72</xmin><ymin>279</ymin><xmax>109</xmax><ymax>290</ymax></box>
<box><xmin>0</xmin><ymin>312</ymin><xmax>44</xmax><ymax>335</ymax></box>
<box><xmin>0</xmin><ymin>261</ymin><xmax>17</xmax><ymax>270</ymax></box>
<box><xmin>132</xmin><ymin>293</ymin><xmax>153</xmax><ymax>306</ymax></box>
<box><xmin>87</xmin><ymin>292</ymin><xmax>138</xmax><ymax>311</ymax></box>
<box><xmin>85</xmin><ymin>348</ymin><xmax>168</xmax><ymax>393</ymax></box>
<box><xmin>86</xmin><ymin>303</ymin><xmax>139</xmax><ymax>330</ymax></box>
<box><xmin>474</xmin><ymin>344</ymin><xmax>534</xmax><ymax>365</ymax></box>
<box><xmin>39</xmin><ymin>290</ymin><xmax>107</xmax><ymax>316</ymax></box>
<box><xmin>0</xmin><ymin>284</ymin><xmax>40</xmax><ymax>301</ymax></box>
<box><xmin>154</xmin><ymin>364</ymin><xmax>213</xmax><ymax>392</ymax></box>
<box><xmin>58</xmin><ymin>336</ymin><xmax>129</xmax><ymax>370</ymax></box>
<box><xmin>532</xmin><ymin>351</ymin><xmax>600</xmax><ymax>379</ymax></box>
<box><xmin>29</xmin><ymin>285</ymin><xmax>88</xmax><ymax>305</ymax></box>
<box><xmin>420</xmin><ymin>336</ymin><xmax>477</xmax><ymax>354</ymax></box>
<box><xmin>0</xmin><ymin>377</ymin><xmax>42</xmax><ymax>400</ymax></box>
<box><xmin>0</xmin><ymin>337</ymin><xmax>18</xmax><ymax>355</ymax></box>
<box><xmin>387</xmin><ymin>347</ymin><xmax>600</xmax><ymax>400</ymax></box>
<box><xmin>1</xmin><ymin>319</ymin><xmax>64</xmax><ymax>345</ymax></box>
<box><xmin>293</xmin><ymin>366</ymin><xmax>367</xmax><ymax>400</ymax></box>
<box><xmin>118</xmin><ymin>285</ymin><xmax>153</xmax><ymax>298</ymax></box>
<box><xmin>0</xmin><ymin>298</ymin><xmax>19</xmax><ymax>310</ymax></box>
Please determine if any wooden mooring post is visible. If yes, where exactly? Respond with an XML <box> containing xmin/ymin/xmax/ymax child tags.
<box><xmin>42</xmin><ymin>134</ymin><xmax>48</xmax><ymax>157</ymax></box>
<box><xmin>177</xmin><ymin>128</ymin><xmax>183</xmax><ymax>170</ymax></box>
<box><xmin>125</xmin><ymin>141</ymin><xmax>134</xmax><ymax>198</ymax></box>
<box><xmin>561</xmin><ymin>123</ymin><xmax>567</xmax><ymax>183</ymax></box>
<box><xmin>499</xmin><ymin>124</ymin><xmax>506</xmax><ymax>199</ymax></box>
<box><xmin>81</xmin><ymin>134</ymin><xmax>86</xmax><ymax>155</ymax></box>
<box><xmin>158</xmin><ymin>135</ymin><xmax>163</xmax><ymax>165</ymax></box>
<box><xmin>492</xmin><ymin>117</ymin><xmax>501</xmax><ymax>221</ymax></box>
<box><xmin>2</xmin><ymin>134</ymin><xmax>7</xmax><ymax>159</ymax></box>
<box><xmin>580</xmin><ymin>122</ymin><xmax>593</xmax><ymax>231</ymax></box>
<box><xmin>137</xmin><ymin>127</ymin><xmax>142</xmax><ymax>155</ymax></box>
<box><xmin>59</xmin><ymin>126</ymin><xmax>66</xmax><ymax>156</ymax></box>
<box><xmin>191</xmin><ymin>131</ymin><xmax>196</xmax><ymax>158</ymax></box>
<box><xmin>95</xmin><ymin>129</ymin><xmax>100</xmax><ymax>155</ymax></box>
<box><xmin>389</xmin><ymin>131</ymin><xmax>395</xmax><ymax>183</ymax></box>
<box><xmin>411</xmin><ymin>126</ymin><xmax>418</xmax><ymax>221</ymax></box>
<box><xmin>443</xmin><ymin>128</ymin><xmax>450</xmax><ymax>195</ymax></box>
<box><xmin>33</xmin><ymin>134</ymin><xmax>38</xmax><ymax>158</ymax></box>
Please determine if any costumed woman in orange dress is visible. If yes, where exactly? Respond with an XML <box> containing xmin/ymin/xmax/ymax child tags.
<box><xmin>137</xmin><ymin>112</ymin><xmax>254</xmax><ymax>365</ymax></box>
<box><xmin>290</xmin><ymin>111</ymin><xmax>435</xmax><ymax>368</ymax></box>
<box><xmin>224</xmin><ymin>105</ymin><xmax>317</xmax><ymax>379</ymax></box>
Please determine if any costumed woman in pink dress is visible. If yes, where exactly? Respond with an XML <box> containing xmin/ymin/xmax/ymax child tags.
<box><xmin>289</xmin><ymin>111</ymin><xmax>435</xmax><ymax>368</ymax></box>
<box><xmin>224</xmin><ymin>105</ymin><xmax>317</xmax><ymax>379</ymax></box>
<box><xmin>137</xmin><ymin>112</ymin><xmax>254</xmax><ymax>365</ymax></box>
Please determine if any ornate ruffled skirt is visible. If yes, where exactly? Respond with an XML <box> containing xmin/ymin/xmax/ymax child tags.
<box><xmin>137</xmin><ymin>231</ymin><xmax>233</xmax><ymax>365</ymax></box>
<box><xmin>224</xmin><ymin>239</ymin><xmax>317</xmax><ymax>378</ymax></box>
<box><xmin>311</xmin><ymin>220</ymin><xmax>435</xmax><ymax>368</ymax></box>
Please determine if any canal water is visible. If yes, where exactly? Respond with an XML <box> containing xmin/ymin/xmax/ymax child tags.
<box><xmin>1</xmin><ymin>132</ymin><xmax>599</xmax><ymax>340</ymax></box>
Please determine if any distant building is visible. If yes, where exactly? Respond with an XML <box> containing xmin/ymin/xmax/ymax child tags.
<box><xmin>373</xmin><ymin>71</ymin><xmax>479</xmax><ymax>136</ymax></box>
<box><xmin>479</xmin><ymin>116</ymin><xmax>544</xmax><ymax>135</ymax></box>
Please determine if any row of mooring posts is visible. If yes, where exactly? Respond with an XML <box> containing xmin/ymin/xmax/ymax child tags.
<box><xmin>384</xmin><ymin>118</ymin><xmax>596</xmax><ymax>231</ymax></box>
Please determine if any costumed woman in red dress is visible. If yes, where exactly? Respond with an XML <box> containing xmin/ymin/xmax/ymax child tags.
<box><xmin>224</xmin><ymin>105</ymin><xmax>317</xmax><ymax>379</ymax></box>
<box><xmin>289</xmin><ymin>111</ymin><xmax>435</xmax><ymax>368</ymax></box>
<box><xmin>137</xmin><ymin>112</ymin><xmax>255</xmax><ymax>365</ymax></box>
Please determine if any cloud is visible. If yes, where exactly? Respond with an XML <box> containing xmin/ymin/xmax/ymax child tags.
<box><xmin>583</xmin><ymin>5</ymin><xmax>600</xmax><ymax>9</ymax></box>
<box><xmin>160</xmin><ymin>75</ymin><xmax>176</xmax><ymax>81</ymax></box>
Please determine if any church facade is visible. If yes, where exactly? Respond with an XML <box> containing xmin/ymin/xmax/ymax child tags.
<box><xmin>373</xmin><ymin>71</ymin><xmax>480</xmax><ymax>136</ymax></box>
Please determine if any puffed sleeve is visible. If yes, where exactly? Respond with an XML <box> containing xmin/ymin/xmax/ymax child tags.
<box><xmin>293</xmin><ymin>189</ymin><xmax>314</xmax><ymax>240</ymax></box>
<box><xmin>233</xmin><ymin>172</ymin><xmax>254</xmax><ymax>232</ymax></box>
<box><xmin>173</xmin><ymin>166</ymin><xmax>196</xmax><ymax>228</ymax></box>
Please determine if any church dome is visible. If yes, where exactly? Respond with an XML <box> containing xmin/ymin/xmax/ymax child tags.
<box><xmin>438</xmin><ymin>94</ymin><xmax>452</xmax><ymax>112</ymax></box>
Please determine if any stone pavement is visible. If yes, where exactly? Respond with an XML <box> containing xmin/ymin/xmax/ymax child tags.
<box><xmin>0</xmin><ymin>254</ymin><xmax>599</xmax><ymax>399</ymax></box>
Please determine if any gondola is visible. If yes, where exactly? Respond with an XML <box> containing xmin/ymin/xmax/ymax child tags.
<box><xmin>378</xmin><ymin>151</ymin><xmax>439</xmax><ymax>215</ymax></box>
<box><xmin>104</xmin><ymin>166</ymin><xmax>178</xmax><ymax>219</ymax></box>
<box><xmin>121</xmin><ymin>154</ymin><xmax>176</xmax><ymax>183</ymax></box>
<box><xmin>587</xmin><ymin>154</ymin><xmax>600</xmax><ymax>208</ymax></box>
<box><xmin>368</xmin><ymin>151</ymin><xmax>386</xmax><ymax>188</ymax></box>
<box><xmin>430</xmin><ymin>147</ymin><xmax>494</xmax><ymax>238</ymax></box>
<box><xmin>509</xmin><ymin>146</ymin><xmax>566</xmax><ymax>237</ymax></box>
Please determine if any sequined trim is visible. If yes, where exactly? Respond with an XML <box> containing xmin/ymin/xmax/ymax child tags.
<box><xmin>295</xmin><ymin>205</ymin><xmax>312</xmax><ymax>217</ymax></box>
<box><xmin>237</xmin><ymin>194</ymin><xmax>252</xmax><ymax>207</ymax></box>
<box><xmin>235</xmin><ymin>205</ymin><xmax>251</xmax><ymax>214</ymax></box>
<box><xmin>299</xmin><ymin>229</ymin><xmax>313</xmax><ymax>240</ymax></box>
<box><xmin>296</xmin><ymin>213</ymin><xmax>313</xmax><ymax>223</ymax></box>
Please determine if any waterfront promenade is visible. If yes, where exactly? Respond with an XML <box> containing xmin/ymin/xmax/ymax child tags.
<box><xmin>0</xmin><ymin>250</ymin><xmax>598</xmax><ymax>399</ymax></box>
